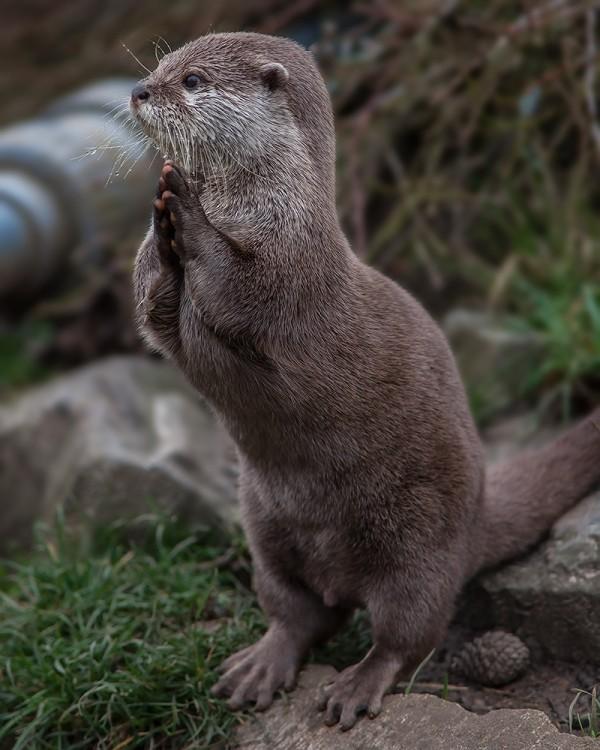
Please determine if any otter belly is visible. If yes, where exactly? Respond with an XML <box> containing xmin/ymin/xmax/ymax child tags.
<box><xmin>288</xmin><ymin>526</ymin><xmax>367</xmax><ymax>610</ymax></box>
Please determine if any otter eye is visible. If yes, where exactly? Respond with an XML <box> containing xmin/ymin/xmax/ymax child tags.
<box><xmin>183</xmin><ymin>74</ymin><xmax>204</xmax><ymax>90</ymax></box>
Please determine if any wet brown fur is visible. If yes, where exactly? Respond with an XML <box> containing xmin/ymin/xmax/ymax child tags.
<box><xmin>131</xmin><ymin>32</ymin><xmax>600</xmax><ymax>730</ymax></box>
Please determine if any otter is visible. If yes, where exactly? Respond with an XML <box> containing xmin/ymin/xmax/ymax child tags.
<box><xmin>131</xmin><ymin>32</ymin><xmax>600</xmax><ymax>730</ymax></box>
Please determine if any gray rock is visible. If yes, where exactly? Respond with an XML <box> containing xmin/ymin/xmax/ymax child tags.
<box><xmin>235</xmin><ymin>664</ymin><xmax>595</xmax><ymax>750</ymax></box>
<box><xmin>444</xmin><ymin>309</ymin><xmax>546</xmax><ymax>420</ymax></box>
<box><xmin>0</xmin><ymin>356</ymin><xmax>238</xmax><ymax>550</ymax></box>
<box><xmin>458</xmin><ymin>412</ymin><xmax>600</xmax><ymax>663</ymax></box>
<box><xmin>482</xmin><ymin>411</ymin><xmax>559</xmax><ymax>463</ymax></box>
<box><xmin>461</xmin><ymin>490</ymin><xmax>600</xmax><ymax>663</ymax></box>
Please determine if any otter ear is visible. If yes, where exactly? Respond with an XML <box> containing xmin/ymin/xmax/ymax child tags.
<box><xmin>259</xmin><ymin>62</ymin><xmax>289</xmax><ymax>91</ymax></box>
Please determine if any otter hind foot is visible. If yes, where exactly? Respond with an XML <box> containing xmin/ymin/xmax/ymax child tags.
<box><xmin>317</xmin><ymin>650</ymin><xmax>402</xmax><ymax>731</ymax></box>
<box><xmin>211</xmin><ymin>627</ymin><xmax>301</xmax><ymax>712</ymax></box>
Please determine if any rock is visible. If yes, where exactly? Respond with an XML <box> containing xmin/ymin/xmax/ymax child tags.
<box><xmin>482</xmin><ymin>411</ymin><xmax>560</xmax><ymax>463</ymax></box>
<box><xmin>0</xmin><ymin>355</ymin><xmax>238</xmax><ymax>551</ymax></box>
<box><xmin>460</xmin><ymin>490</ymin><xmax>600</xmax><ymax>663</ymax></box>
<box><xmin>450</xmin><ymin>630</ymin><xmax>530</xmax><ymax>686</ymax></box>
<box><xmin>444</xmin><ymin>310</ymin><xmax>546</xmax><ymax>421</ymax></box>
<box><xmin>234</xmin><ymin>664</ymin><xmax>595</xmax><ymax>750</ymax></box>
<box><xmin>458</xmin><ymin>412</ymin><xmax>600</xmax><ymax>663</ymax></box>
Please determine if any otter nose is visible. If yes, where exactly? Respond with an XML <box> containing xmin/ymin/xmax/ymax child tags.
<box><xmin>131</xmin><ymin>84</ymin><xmax>150</xmax><ymax>103</ymax></box>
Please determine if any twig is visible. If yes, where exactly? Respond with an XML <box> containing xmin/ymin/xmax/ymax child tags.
<box><xmin>395</xmin><ymin>680</ymin><xmax>469</xmax><ymax>693</ymax></box>
<box><xmin>584</xmin><ymin>5</ymin><xmax>600</xmax><ymax>157</ymax></box>
<box><xmin>197</xmin><ymin>549</ymin><xmax>237</xmax><ymax>571</ymax></box>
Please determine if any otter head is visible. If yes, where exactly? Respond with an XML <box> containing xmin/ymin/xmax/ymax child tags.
<box><xmin>130</xmin><ymin>32</ymin><xmax>336</xmax><ymax>194</ymax></box>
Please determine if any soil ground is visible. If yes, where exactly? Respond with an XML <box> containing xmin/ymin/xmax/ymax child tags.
<box><xmin>405</xmin><ymin>624</ymin><xmax>599</xmax><ymax>735</ymax></box>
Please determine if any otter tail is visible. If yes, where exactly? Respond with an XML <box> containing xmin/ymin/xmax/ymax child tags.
<box><xmin>472</xmin><ymin>407</ymin><xmax>600</xmax><ymax>574</ymax></box>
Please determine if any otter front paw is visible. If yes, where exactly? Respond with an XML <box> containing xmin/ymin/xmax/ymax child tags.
<box><xmin>157</xmin><ymin>161</ymin><xmax>206</xmax><ymax>264</ymax></box>
<box><xmin>152</xmin><ymin>173</ymin><xmax>179</xmax><ymax>268</ymax></box>
<box><xmin>160</xmin><ymin>160</ymin><xmax>244</xmax><ymax>261</ymax></box>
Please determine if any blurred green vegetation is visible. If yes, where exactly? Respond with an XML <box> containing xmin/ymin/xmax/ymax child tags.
<box><xmin>327</xmin><ymin>0</ymin><xmax>600</xmax><ymax>415</ymax></box>
<box><xmin>0</xmin><ymin>321</ymin><xmax>55</xmax><ymax>393</ymax></box>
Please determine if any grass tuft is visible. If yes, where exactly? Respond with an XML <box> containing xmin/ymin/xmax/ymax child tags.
<box><xmin>0</xmin><ymin>514</ymin><xmax>263</xmax><ymax>750</ymax></box>
<box><xmin>569</xmin><ymin>686</ymin><xmax>600</xmax><ymax>738</ymax></box>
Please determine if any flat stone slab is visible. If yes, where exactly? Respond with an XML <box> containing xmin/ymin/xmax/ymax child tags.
<box><xmin>235</xmin><ymin>665</ymin><xmax>596</xmax><ymax>750</ymax></box>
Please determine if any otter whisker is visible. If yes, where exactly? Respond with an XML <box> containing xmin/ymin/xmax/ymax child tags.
<box><xmin>158</xmin><ymin>35</ymin><xmax>172</xmax><ymax>54</ymax></box>
<box><xmin>103</xmin><ymin>124</ymin><xmax>154</xmax><ymax>185</ymax></box>
<box><xmin>161</xmin><ymin>115</ymin><xmax>177</xmax><ymax>163</ymax></box>
<box><xmin>188</xmin><ymin>121</ymin><xmax>217</xmax><ymax>187</ymax></box>
<box><xmin>121</xmin><ymin>42</ymin><xmax>152</xmax><ymax>75</ymax></box>
<box><xmin>102</xmin><ymin>98</ymin><xmax>131</xmax><ymax>123</ymax></box>
<box><xmin>153</xmin><ymin>36</ymin><xmax>172</xmax><ymax>62</ymax></box>
<box><xmin>177</xmin><ymin>117</ymin><xmax>193</xmax><ymax>173</ymax></box>
<box><xmin>123</xmin><ymin>135</ymin><xmax>154</xmax><ymax>179</ymax></box>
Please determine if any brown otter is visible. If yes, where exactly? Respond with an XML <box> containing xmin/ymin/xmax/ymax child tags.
<box><xmin>130</xmin><ymin>32</ymin><xmax>600</xmax><ymax>730</ymax></box>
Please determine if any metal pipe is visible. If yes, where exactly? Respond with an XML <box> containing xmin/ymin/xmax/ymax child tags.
<box><xmin>0</xmin><ymin>78</ymin><xmax>159</xmax><ymax>305</ymax></box>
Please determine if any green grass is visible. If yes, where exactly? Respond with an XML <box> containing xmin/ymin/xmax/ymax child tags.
<box><xmin>512</xmin><ymin>281</ymin><xmax>600</xmax><ymax>417</ymax></box>
<box><xmin>0</xmin><ymin>515</ymin><xmax>264</xmax><ymax>750</ymax></box>
<box><xmin>0</xmin><ymin>321</ymin><xmax>54</xmax><ymax>393</ymax></box>
<box><xmin>0</xmin><ymin>513</ymin><xmax>379</xmax><ymax>750</ymax></box>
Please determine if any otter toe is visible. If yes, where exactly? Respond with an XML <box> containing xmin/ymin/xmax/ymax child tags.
<box><xmin>318</xmin><ymin>658</ymin><xmax>394</xmax><ymax>731</ymax></box>
<box><xmin>162</xmin><ymin>162</ymin><xmax>189</xmax><ymax>196</ymax></box>
<box><xmin>212</xmin><ymin>633</ymin><xmax>302</xmax><ymax>713</ymax></box>
<box><xmin>161</xmin><ymin>190</ymin><xmax>184</xmax><ymax>233</ymax></box>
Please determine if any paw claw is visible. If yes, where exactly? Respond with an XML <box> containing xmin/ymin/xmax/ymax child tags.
<box><xmin>316</xmin><ymin>684</ymin><xmax>332</xmax><ymax>711</ymax></box>
<box><xmin>324</xmin><ymin>702</ymin><xmax>342</xmax><ymax>726</ymax></box>
<box><xmin>255</xmin><ymin>692</ymin><xmax>274</xmax><ymax>712</ymax></box>
<box><xmin>227</xmin><ymin>695</ymin><xmax>246</xmax><ymax>711</ymax></box>
<box><xmin>284</xmin><ymin>668</ymin><xmax>297</xmax><ymax>692</ymax></box>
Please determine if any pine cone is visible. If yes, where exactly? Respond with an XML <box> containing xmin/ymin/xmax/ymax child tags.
<box><xmin>450</xmin><ymin>630</ymin><xmax>530</xmax><ymax>687</ymax></box>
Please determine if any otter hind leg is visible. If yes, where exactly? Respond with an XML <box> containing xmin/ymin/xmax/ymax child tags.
<box><xmin>317</xmin><ymin>645</ymin><xmax>402</xmax><ymax>730</ymax></box>
<box><xmin>212</xmin><ymin>574</ymin><xmax>348</xmax><ymax>712</ymax></box>
<box><xmin>318</xmin><ymin>563</ymin><xmax>459</xmax><ymax>731</ymax></box>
